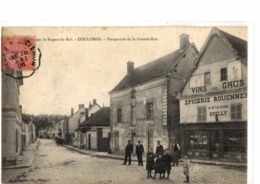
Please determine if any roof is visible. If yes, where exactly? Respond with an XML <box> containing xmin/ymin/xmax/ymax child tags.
<box><xmin>80</xmin><ymin>107</ymin><xmax>110</xmax><ymax>126</ymax></box>
<box><xmin>198</xmin><ymin>27</ymin><xmax>247</xmax><ymax>63</ymax></box>
<box><xmin>110</xmin><ymin>44</ymin><xmax>196</xmax><ymax>93</ymax></box>
<box><xmin>218</xmin><ymin>29</ymin><xmax>247</xmax><ymax>59</ymax></box>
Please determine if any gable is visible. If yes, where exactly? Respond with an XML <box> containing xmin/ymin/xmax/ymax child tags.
<box><xmin>199</xmin><ymin>35</ymin><xmax>236</xmax><ymax>65</ymax></box>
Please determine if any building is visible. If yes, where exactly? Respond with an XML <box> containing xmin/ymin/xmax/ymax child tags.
<box><xmin>67</xmin><ymin>100</ymin><xmax>101</xmax><ymax>147</ymax></box>
<box><xmin>179</xmin><ymin>27</ymin><xmax>247</xmax><ymax>163</ymax></box>
<box><xmin>109</xmin><ymin>34</ymin><xmax>198</xmax><ymax>154</ymax></box>
<box><xmin>79</xmin><ymin>107</ymin><xmax>110</xmax><ymax>151</ymax></box>
<box><xmin>2</xmin><ymin>71</ymin><xmax>23</xmax><ymax>165</ymax></box>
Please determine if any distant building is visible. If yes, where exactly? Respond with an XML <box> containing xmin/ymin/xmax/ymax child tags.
<box><xmin>67</xmin><ymin>100</ymin><xmax>101</xmax><ymax>147</ymax></box>
<box><xmin>109</xmin><ymin>34</ymin><xmax>198</xmax><ymax>154</ymax></box>
<box><xmin>179</xmin><ymin>28</ymin><xmax>247</xmax><ymax>162</ymax></box>
<box><xmin>79</xmin><ymin>107</ymin><xmax>110</xmax><ymax>151</ymax></box>
<box><xmin>2</xmin><ymin>71</ymin><xmax>23</xmax><ymax>165</ymax></box>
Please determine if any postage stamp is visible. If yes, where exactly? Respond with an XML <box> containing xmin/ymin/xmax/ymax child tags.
<box><xmin>2</xmin><ymin>36</ymin><xmax>36</xmax><ymax>71</ymax></box>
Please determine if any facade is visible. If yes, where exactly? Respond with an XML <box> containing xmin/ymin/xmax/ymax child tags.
<box><xmin>179</xmin><ymin>28</ymin><xmax>247</xmax><ymax>162</ymax></box>
<box><xmin>79</xmin><ymin>107</ymin><xmax>110</xmax><ymax>151</ymax></box>
<box><xmin>2</xmin><ymin>71</ymin><xmax>23</xmax><ymax>165</ymax></box>
<box><xmin>109</xmin><ymin>34</ymin><xmax>198</xmax><ymax>154</ymax></box>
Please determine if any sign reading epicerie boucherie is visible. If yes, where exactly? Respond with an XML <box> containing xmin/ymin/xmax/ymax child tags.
<box><xmin>180</xmin><ymin>92</ymin><xmax>247</xmax><ymax>123</ymax></box>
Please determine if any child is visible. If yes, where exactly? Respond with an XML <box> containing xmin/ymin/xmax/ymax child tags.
<box><xmin>163</xmin><ymin>149</ymin><xmax>172</xmax><ymax>179</ymax></box>
<box><xmin>146</xmin><ymin>148</ymin><xmax>155</xmax><ymax>178</ymax></box>
<box><xmin>154</xmin><ymin>153</ymin><xmax>166</xmax><ymax>179</ymax></box>
<box><xmin>183</xmin><ymin>155</ymin><xmax>190</xmax><ymax>183</ymax></box>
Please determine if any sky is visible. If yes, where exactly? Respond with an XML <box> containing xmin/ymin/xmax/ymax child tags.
<box><xmin>2</xmin><ymin>26</ymin><xmax>247</xmax><ymax>116</ymax></box>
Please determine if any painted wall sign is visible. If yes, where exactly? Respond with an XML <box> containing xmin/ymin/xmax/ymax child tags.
<box><xmin>190</xmin><ymin>74</ymin><xmax>204</xmax><ymax>88</ymax></box>
<box><xmin>228</xmin><ymin>60</ymin><xmax>242</xmax><ymax>81</ymax></box>
<box><xmin>184</xmin><ymin>92</ymin><xmax>247</xmax><ymax>105</ymax></box>
<box><xmin>222</xmin><ymin>80</ymin><xmax>244</xmax><ymax>89</ymax></box>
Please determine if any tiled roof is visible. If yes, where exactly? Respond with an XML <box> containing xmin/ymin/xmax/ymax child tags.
<box><xmin>218</xmin><ymin>29</ymin><xmax>247</xmax><ymax>59</ymax></box>
<box><xmin>80</xmin><ymin>107</ymin><xmax>110</xmax><ymax>126</ymax></box>
<box><xmin>110</xmin><ymin>46</ymin><xmax>191</xmax><ymax>92</ymax></box>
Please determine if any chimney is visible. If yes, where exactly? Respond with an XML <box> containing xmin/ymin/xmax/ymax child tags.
<box><xmin>85</xmin><ymin>108</ymin><xmax>89</xmax><ymax>120</ymax></box>
<box><xmin>89</xmin><ymin>101</ymin><xmax>92</xmax><ymax>108</ymax></box>
<box><xmin>179</xmin><ymin>33</ymin><xmax>190</xmax><ymax>50</ymax></box>
<box><xmin>93</xmin><ymin>99</ymin><xmax>97</xmax><ymax>105</ymax></box>
<box><xmin>127</xmin><ymin>61</ymin><xmax>134</xmax><ymax>75</ymax></box>
<box><xmin>71</xmin><ymin>108</ymin><xmax>74</xmax><ymax>116</ymax></box>
<box><xmin>79</xmin><ymin>104</ymin><xmax>84</xmax><ymax>109</ymax></box>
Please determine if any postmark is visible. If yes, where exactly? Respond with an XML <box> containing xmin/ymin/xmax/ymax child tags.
<box><xmin>2</xmin><ymin>36</ymin><xmax>36</xmax><ymax>71</ymax></box>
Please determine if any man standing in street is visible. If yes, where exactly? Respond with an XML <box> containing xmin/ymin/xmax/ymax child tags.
<box><xmin>135</xmin><ymin>140</ymin><xmax>144</xmax><ymax>166</ymax></box>
<box><xmin>122</xmin><ymin>140</ymin><xmax>133</xmax><ymax>165</ymax></box>
<box><xmin>155</xmin><ymin>140</ymin><xmax>164</xmax><ymax>156</ymax></box>
<box><xmin>172</xmin><ymin>139</ymin><xmax>181</xmax><ymax>166</ymax></box>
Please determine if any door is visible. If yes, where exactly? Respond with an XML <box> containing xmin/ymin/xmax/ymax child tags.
<box><xmin>209</xmin><ymin>130</ymin><xmax>222</xmax><ymax>160</ymax></box>
<box><xmin>88</xmin><ymin>134</ymin><xmax>91</xmax><ymax>150</ymax></box>
<box><xmin>97</xmin><ymin>129</ymin><xmax>102</xmax><ymax>151</ymax></box>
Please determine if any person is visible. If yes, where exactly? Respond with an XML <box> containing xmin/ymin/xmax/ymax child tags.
<box><xmin>172</xmin><ymin>139</ymin><xmax>180</xmax><ymax>166</ymax></box>
<box><xmin>146</xmin><ymin>148</ymin><xmax>155</xmax><ymax>178</ymax></box>
<box><xmin>155</xmin><ymin>140</ymin><xmax>164</xmax><ymax>156</ymax></box>
<box><xmin>135</xmin><ymin>140</ymin><xmax>144</xmax><ymax>166</ymax></box>
<box><xmin>122</xmin><ymin>140</ymin><xmax>133</xmax><ymax>165</ymax></box>
<box><xmin>163</xmin><ymin>149</ymin><xmax>172</xmax><ymax>179</ymax></box>
<box><xmin>183</xmin><ymin>155</ymin><xmax>190</xmax><ymax>183</ymax></box>
<box><xmin>153</xmin><ymin>153</ymin><xmax>166</xmax><ymax>179</ymax></box>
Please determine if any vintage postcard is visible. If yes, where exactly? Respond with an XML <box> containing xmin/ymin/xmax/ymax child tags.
<box><xmin>1</xmin><ymin>26</ymin><xmax>248</xmax><ymax>184</ymax></box>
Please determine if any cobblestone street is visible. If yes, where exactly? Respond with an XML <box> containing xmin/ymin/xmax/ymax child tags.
<box><xmin>2</xmin><ymin>139</ymin><xmax>247</xmax><ymax>184</ymax></box>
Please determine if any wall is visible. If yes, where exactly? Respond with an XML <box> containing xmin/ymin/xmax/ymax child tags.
<box><xmin>68</xmin><ymin>107</ymin><xmax>85</xmax><ymax>134</ymax></box>
<box><xmin>2</xmin><ymin>72</ymin><xmax>23</xmax><ymax>165</ymax></box>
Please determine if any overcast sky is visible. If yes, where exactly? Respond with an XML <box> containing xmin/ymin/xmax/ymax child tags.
<box><xmin>3</xmin><ymin>26</ymin><xmax>247</xmax><ymax>115</ymax></box>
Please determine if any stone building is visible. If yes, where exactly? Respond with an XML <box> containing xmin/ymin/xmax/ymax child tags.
<box><xmin>109</xmin><ymin>34</ymin><xmax>198</xmax><ymax>154</ymax></box>
<box><xmin>2</xmin><ymin>71</ymin><xmax>23</xmax><ymax>165</ymax></box>
<box><xmin>179</xmin><ymin>27</ymin><xmax>247</xmax><ymax>162</ymax></box>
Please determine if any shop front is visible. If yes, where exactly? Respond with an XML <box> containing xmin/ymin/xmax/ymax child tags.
<box><xmin>180</xmin><ymin>122</ymin><xmax>247</xmax><ymax>163</ymax></box>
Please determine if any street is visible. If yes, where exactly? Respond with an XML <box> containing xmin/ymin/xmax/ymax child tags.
<box><xmin>2</xmin><ymin>139</ymin><xmax>247</xmax><ymax>184</ymax></box>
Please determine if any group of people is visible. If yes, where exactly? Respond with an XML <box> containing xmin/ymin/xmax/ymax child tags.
<box><xmin>122</xmin><ymin>139</ymin><xmax>190</xmax><ymax>183</ymax></box>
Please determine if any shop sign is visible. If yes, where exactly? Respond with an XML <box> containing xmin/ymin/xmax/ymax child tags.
<box><xmin>184</xmin><ymin>92</ymin><xmax>247</xmax><ymax>105</ymax></box>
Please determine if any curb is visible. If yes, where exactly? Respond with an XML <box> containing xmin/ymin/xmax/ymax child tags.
<box><xmin>64</xmin><ymin>145</ymin><xmax>247</xmax><ymax>167</ymax></box>
<box><xmin>3</xmin><ymin>141</ymin><xmax>40</xmax><ymax>170</ymax></box>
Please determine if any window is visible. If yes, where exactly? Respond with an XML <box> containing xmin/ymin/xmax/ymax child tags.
<box><xmin>231</xmin><ymin>104</ymin><xmax>242</xmax><ymax>120</ymax></box>
<box><xmin>131</xmin><ymin>106</ymin><xmax>134</xmax><ymax>122</ymax></box>
<box><xmin>114</xmin><ymin>131</ymin><xmax>119</xmax><ymax>150</ymax></box>
<box><xmin>189</xmin><ymin>131</ymin><xmax>208</xmax><ymax>151</ymax></box>
<box><xmin>117</xmin><ymin>108</ymin><xmax>122</xmax><ymax>123</ymax></box>
<box><xmin>223</xmin><ymin>130</ymin><xmax>246</xmax><ymax>153</ymax></box>
<box><xmin>197</xmin><ymin>106</ymin><xmax>207</xmax><ymax>122</ymax></box>
<box><xmin>147</xmin><ymin>102</ymin><xmax>153</xmax><ymax>120</ymax></box>
<box><xmin>130</xmin><ymin>106</ymin><xmax>136</xmax><ymax>126</ymax></box>
<box><xmin>204</xmin><ymin>72</ymin><xmax>210</xmax><ymax>84</ymax></box>
<box><xmin>220</xmin><ymin>68</ymin><xmax>227</xmax><ymax>81</ymax></box>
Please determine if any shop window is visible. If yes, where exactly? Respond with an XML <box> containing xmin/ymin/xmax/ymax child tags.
<box><xmin>220</xmin><ymin>68</ymin><xmax>227</xmax><ymax>81</ymax></box>
<box><xmin>204</xmin><ymin>72</ymin><xmax>211</xmax><ymax>84</ymax></box>
<box><xmin>231</xmin><ymin>104</ymin><xmax>242</xmax><ymax>120</ymax></box>
<box><xmin>197</xmin><ymin>106</ymin><xmax>207</xmax><ymax>122</ymax></box>
<box><xmin>114</xmin><ymin>131</ymin><xmax>119</xmax><ymax>150</ymax></box>
<box><xmin>117</xmin><ymin>108</ymin><xmax>122</xmax><ymax>123</ymax></box>
<box><xmin>223</xmin><ymin>130</ymin><xmax>246</xmax><ymax>153</ymax></box>
<box><xmin>189</xmin><ymin>131</ymin><xmax>208</xmax><ymax>151</ymax></box>
<box><xmin>147</xmin><ymin>102</ymin><xmax>153</xmax><ymax>120</ymax></box>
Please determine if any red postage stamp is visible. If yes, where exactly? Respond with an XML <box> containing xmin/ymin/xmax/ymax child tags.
<box><xmin>2</xmin><ymin>37</ymin><xmax>36</xmax><ymax>71</ymax></box>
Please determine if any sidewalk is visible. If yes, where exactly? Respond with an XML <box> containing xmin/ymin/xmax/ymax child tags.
<box><xmin>3</xmin><ymin>140</ymin><xmax>40</xmax><ymax>169</ymax></box>
<box><xmin>64</xmin><ymin>144</ymin><xmax>247</xmax><ymax>167</ymax></box>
